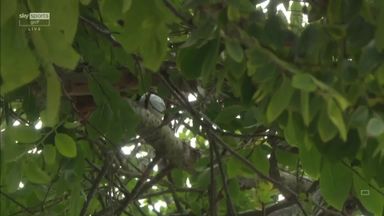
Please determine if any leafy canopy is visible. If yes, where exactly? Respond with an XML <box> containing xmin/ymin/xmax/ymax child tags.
<box><xmin>1</xmin><ymin>0</ymin><xmax>384</xmax><ymax>215</ymax></box>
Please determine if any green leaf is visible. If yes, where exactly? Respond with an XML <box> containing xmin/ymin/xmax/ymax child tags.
<box><xmin>88</xmin><ymin>77</ymin><xmax>139</xmax><ymax>142</ymax></box>
<box><xmin>195</xmin><ymin>168</ymin><xmax>211</xmax><ymax>189</ymax></box>
<box><xmin>29</xmin><ymin>0</ymin><xmax>80</xmax><ymax>69</ymax></box>
<box><xmin>284</xmin><ymin>112</ymin><xmax>304</xmax><ymax>147</ymax></box>
<box><xmin>140</xmin><ymin>25</ymin><xmax>168</xmax><ymax>71</ymax></box>
<box><xmin>55</xmin><ymin>133</ymin><xmax>77</xmax><ymax>158</ymax></box>
<box><xmin>99</xmin><ymin>0</ymin><xmax>124</xmax><ymax>23</ymax></box>
<box><xmin>225</xmin><ymin>148</ymin><xmax>268</xmax><ymax>178</ymax></box>
<box><xmin>171</xmin><ymin>169</ymin><xmax>187</xmax><ymax>187</ymax></box>
<box><xmin>119</xmin><ymin>99</ymin><xmax>140</xmax><ymax>139</ymax></box>
<box><xmin>7</xmin><ymin>126</ymin><xmax>42</xmax><ymax>143</ymax></box>
<box><xmin>349</xmin><ymin>106</ymin><xmax>369</xmax><ymax>128</ymax></box>
<box><xmin>320</xmin><ymin>160</ymin><xmax>352</xmax><ymax>210</ymax></box>
<box><xmin>375</xmin><ymin>1</ymin><xmax>384</xmax><ymax>51</ymax></box>
<box><xmin>291</xmin><ymin>73</ymin><xmax>317</xmax><ymax>92</ymax></box>
<box><xmin>106</xmin><ymin>0</ymin><xmax>171</xmax><ymax>71</ymax></box>
<box><xmin>327</xmin><ymin>99</ymin><xmax>348</xmax><ymax>141</ymax></box>
<box><xmin>296</xmin><ymin>24</ymin><xmax>330</xmax><ymax>64</ymax></box>
<box><xmin>0</xmin><ymin>20</ymin><xmax>40</xmax><ymax>94</ymax></box>
<box><xmin>241</xmin><ymin>75</ymin><xmax>256</xmax><ymax>105</ymax></box>
<box><xmin>4</xmin><ymin>163</ymin><xmax>22</xmax><ymax>193</ymax></box>
<box><xmin>326</xmin><ymin>0</ymin><xmax>340</xmax><ymax>22</ymax></box>
<box><xmin>228</xmin><ymin>179</ymin><xmax>241</xmax><ymax>202</ymax></box>
<box><xmin>0</xmin><ymin>0</ymin><xmax>16</xmax><ymax>26</ymax></box>
<box><xmin>32</xmin><ymin>0</ymin><xmax>79</xmax><ymax>43</ymax></box>
<box><xmin>2</xmin><ymin>140</ymin><xmax>28</xmax><ymax>163</ymax></box>
<box><xmin>122</xmin><ymin>0</ymin><xmax>132</xmax><ymax>12</ymax></box>
<box><xmin>226</xmin><ymin>157</ymin><xmax>249</xmax><ymax>178</ymax></box>
<box><xmin>266</xmin><ymin>77</ymin><xmax>295</xmax><ymax>122</ymax></box>
<box><xmin>178</xmin><ymin>39</ymin><xmax>220</xmax><ymax>79</ymax></box>
<box><xmin>69</xmin><ymin>183</ymin><xmax>83</xmax><ymax>216</ymax></box>
<box><xmin>227</xmin><ymin>6</ymin><xmax>241</xmax><ymax>21</ymax></box>
<box><xmin>300</xmin><ymin>91</ymin><xmax>311</xmax><ymax>126</ymax></box>
<box><xmin>246</xmin><ymin>49</ymin><xmax>278</xmax><ymax>82</ymax></box>
<box><xmin>358</xmin><ymin>43</ymin><xmax>383</xmax><ymax>75</ymax></box>
<box><xmin>177</xmin><ymin>46</ymin><xmax>206</xmax><ymax>79</ymax></box>
<box><xmin>225</xmin><ymin>39</ymin><xmax>244</xmax><ymax>62</ymax></box>
<box><xmin>312</xmin><ymin>78</ymin><xmax>350</xmax><ymax>110</ymax></box>
<box><xmin>23</xmin><ymin>160</ymin><xmax>51</xmax><ymax>184</ymax></box>
<box><xmin>299</xmin><ymin>145</ymin><xmax>321</xmax><ymax>179</ymax></box>
<box><xmin>276</xmin><ymin>149</ymin><xmax>298</xmax><ymax>168</ymax></box>
<box><xmin>215</xmin><ymin>105</ymin><xmax>245</xmax><ymax>124</ymax></box>
<box><xmin>353</xmin><ymin>172</ymin><xmax>384</xmax><ymax>215</ymax></box>
<box><xmin>41</xmin><ymin>65</ymin><xmax>61</xmax><ymax>127</ymax></box>
<box><xmin>290</xmin><ymin>2</ymin><xmax>303</xmax><ymax>31</ymax></box>
<box><xmin>87</xmin><ymin>105</ymin><xmax>113</xmax><ymax>140</ymax></box>
<box><xmin>33</xmin><ymin>30</ymin><xmax>80</xmax><ymax>70</ymax></box>
<box><xmin>228</xmin><ymin>0</ymin><xmax>255</xmax><ymax>12</ymax></box>
<box><xmin>376</xmin><ymin>64</ymin><xmax>384</xmax><ymax>85</ymax></box>
<box><xmin>256</xmin><ymin>181</ymin><xmax>278</xmax><ymax>204</ymax></box>
<box><xmin>80</xmin><ymin>0</ymin><xmax>92</xmax><ymax>5</ymax></box>
<box><xmin>249</xmin><ymin>147</ymin><xmax>270</xmax><ymax>176</ymax></box>
<box><xmin>360</xmin><ymin>140</ymin><xmax>382</xmax><ymax>181</ymax></box>
<box><xmin>43</xmin><ymin>145</ymin><xmax>56</xmax><ymax>165</ymax></box>
<box><xmin>366</xmin><ymin>117</ymin><xmax>384</xmax><ymax>137</ymax></box>
<box><xmin>318</xmin><ymin>108</ymin><xmax>338</xmax><ymax>142</ymax></box>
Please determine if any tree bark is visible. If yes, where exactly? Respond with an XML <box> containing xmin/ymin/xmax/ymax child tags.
<box><xmin>126</xmin><ymin>99</ymin><xmax>199</xmax><ymax>170</ymax></box>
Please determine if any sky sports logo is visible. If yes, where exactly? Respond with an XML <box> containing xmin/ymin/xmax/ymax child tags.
<box><xmin>19</xmin><ymin>12</ymin><xmax>50</xmax><ymax>27</ymax></box>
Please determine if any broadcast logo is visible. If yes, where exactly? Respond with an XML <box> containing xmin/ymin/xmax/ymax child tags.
<box><xmin>19</xmin><ymin>12</ymin><xmax>50</xmax><ymax>27</ymax></box>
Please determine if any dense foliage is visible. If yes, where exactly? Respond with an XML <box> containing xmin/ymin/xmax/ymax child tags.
<box><xmin>1</xmin><ymin>0</ymin><xmax>384</xmax><ymax>215</ymax></box>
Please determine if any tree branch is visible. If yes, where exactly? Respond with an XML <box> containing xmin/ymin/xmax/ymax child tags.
<box><xmin>95</xmin><ymin>165</ymin><xmax>172</xmax><ymax>216</ymax></box>
<box><xmin>0</xmin><ymin>190</ymin><xmax>33</xmax><ymax>215</ymax></box>
<box><xmin>209</xmin><ymin>138</ymin><xmax>218</xmax><ymax>216</ymax></box>
<box><xmin>162</xmin><ymin>0</ymin><xmax>193</xmax><ymax>27</ymax></box>
<box><xmin>126</xmin><ymin>99</ymin><xmax>199</xmax><ymax>169</ymax></box>
<box><xmin>238</xmin><ymin>200</ymin><xmax>296</xmax><ymax>216</ymax></box>
<box><xmin>212</xmin><ymin>137</ymin><xmax>237</xmax><ymax>215</ymax></box>
<box><xmin>80</xmin><ymin>158</ymin><xmax>112</xmax><ymax>216</ymax></box>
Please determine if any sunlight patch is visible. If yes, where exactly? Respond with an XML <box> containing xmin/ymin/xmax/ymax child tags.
<box><xmin>121</xmin><ymin>145</ymin><xmax>135</xmax><ymax>155</ymax></box>
<box><xmin>135</xmin><ymin>151</ymin><xmax>148</xmax><ymax>158</ymax></box>
<box><xmin>28</xmin><ymin>147</ymin><xmax>38</xmax><ymax>154</ymax></box>
<box><xmin>186</xmin><ymin>178</ymin><xmax>192</xmax><ymax>188</ymax></box>
<box><xmin>188</xmin><ymin>93</ymin><xmax>197</xmax><ymax>102</ymax></box>
<box><xmin>18</xmin><ymin>182</ymin><xmax>24</xmax><ymax>189</ymax></box>
<box><xmin>34</xmin><ymin>120</ymin><xmax>43</xmax><ymax>130</ymax></box>
<box><xmin>190</xmin><ymin>138</ymin><xmax>196</xmax><ymax>148</ymax></box>
<box><xmin>154</xmin><ymin>200</ymin><xmax>167</xmax><ymax>212</ymax></box>
<box><xmin>13</xmin><ymin>120</ymin><xmax>21</xmax><ymax>127</ymax></box>
<box><xmin>175</xmin><ymin>125</ymin><xmax>185</xmax><ymax>138</ymax></box>
<box><xmin>138</xmin><ymin>199</ymin><xmax>147</xmax><ymax>207</ymax></box>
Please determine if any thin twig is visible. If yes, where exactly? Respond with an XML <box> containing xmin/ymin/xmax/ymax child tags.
<box><xmin>96</xmin><ymin>165</ymin><xmax>172</xmax><ymax>216</ymax></box>
<box><xmin>80</xmin><ymin>158</ymin><xmax>112</xmax><ymax>216</ymax></box>
<box><xmin>41</xmin><ymin>164</ymin><xmax>62</xmax><ymax>211</ymax></box>
<box><xmin>166</xmin><ymin>175</ymin><xmax>185</xmax><ymax>213</ymax></box>
<box><xmin>211</xmin><ymin>137</ymin><xmax>237</xmax><ymax>216</ymax></box>
<box><xmin>162</xmin><ymin>0</ymin><xmax>193</xmax><ymax>27</ymax></box>
<box><xmin>209</xmin><ymin>138</ymin><xmax>217</xmax><ymax>216</ymax></box>
<box><xmin>85</xmin><ymin>159</ymin><xmax>129</xmax><ymax>196</ymax></box>
<box><xmin>138</xmin><ymin>188</ymin><xmax>203</xmax><ymax>199</ymax></box>
<box><xmin>0</xmin><ymin>190</ymin><xmax>33</xmax><ymax>215</ymax></box>
<box><xmin>342</xmin><ymin>161</ymin><xmax>384</xmax><ymax>197</ymax></box>
<box><xmin>79</xmin><ymin>15</ymin><xmax>121</xmax><ymax>47</ymax></box>
<box><xmin>159</xmin><ymin>71</ymin><xmax>299</xmax><ymax>197</ymax></box>
<box><xmin>9</xmin><ymin>194</ymin><xmax>69</xmax><ymax>216</ymax></box>
<box><xmin>159</xmin><ymin>72</ymin><xmax>344</xmax><ymax>216</ymax></box>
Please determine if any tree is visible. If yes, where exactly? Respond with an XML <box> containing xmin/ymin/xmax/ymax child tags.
<box><xmin>1</xmin><ymin>0</ymin><xmax>384</xmax><ymax>215</ymax></box>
